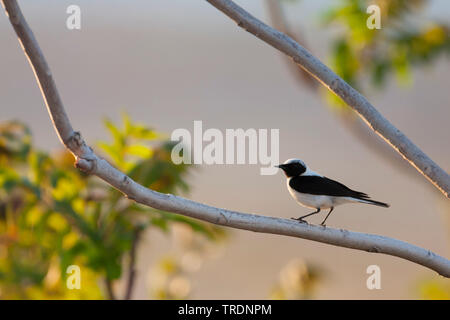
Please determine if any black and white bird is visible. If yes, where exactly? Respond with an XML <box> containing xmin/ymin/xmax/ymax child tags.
<box><xmin>276</xmin><ymin>158</ymin><xmax>389</xmax><ymax>225</ymax></box>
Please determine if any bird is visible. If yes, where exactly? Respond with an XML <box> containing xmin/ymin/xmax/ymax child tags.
<box><xmin>276</xmin><ymin>158</ymin><xmax>389</xmax><ymax>226</ymax></box>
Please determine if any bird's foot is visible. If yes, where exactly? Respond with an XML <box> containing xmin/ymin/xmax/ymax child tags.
<box><xmin>291</xmin><ymin>217</ymin><xmax>308</xmax><ymax>224</ymax></box>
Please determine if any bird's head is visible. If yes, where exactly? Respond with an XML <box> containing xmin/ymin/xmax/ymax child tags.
<box><xmin>275</xmin><ymin>158</ymin><xmax>307</xmax><ymax>177</ymax></box>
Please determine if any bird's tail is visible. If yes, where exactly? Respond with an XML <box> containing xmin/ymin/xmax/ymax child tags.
<box><xmin>355</xmin><ymin>198</ymin><xmax>390</xmax><ymax>208</ymax></box>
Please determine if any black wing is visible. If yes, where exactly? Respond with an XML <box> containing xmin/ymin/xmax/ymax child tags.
<box><xmin>289</xmin><ymin>175</ymin><xmax>369</xmax><ymax>199</ymax></box>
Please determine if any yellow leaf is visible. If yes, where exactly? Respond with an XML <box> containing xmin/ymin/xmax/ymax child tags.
<box><xmin>126</xmin><ymin>144</ymin><xmax>153</xmax><ymax>158</ymax></box>
<box><xmin>48</xmin><ymin>213</ymin><xmax>68</xmax><ymax>231</ymax></box>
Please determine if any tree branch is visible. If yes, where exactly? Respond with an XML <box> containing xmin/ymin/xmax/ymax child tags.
<box><xmin>206</xmin><ymin>0</ymin><xmax>450</xmax><ymax>199</ymax></box>
<box><xmin>265</xmin><ymin>0</ymin><xmax>422</xmax><ymax>181</ymax></box>
<box><xmin>2</xmin><ymin>0</ymin><xmax>450</xmax><ymax>278</ymax></box>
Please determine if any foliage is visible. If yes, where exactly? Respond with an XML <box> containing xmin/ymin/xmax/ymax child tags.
<box><xmin>418</xmin><ymin>278</ymin><xmax>450</xmax><ymax>300</ymax></box>
<box><xmin>321</xmin><ymin>0</ymin><xmax>450</xmax><ymax>106</ymax></box>
<box><xmin>0</xmin><ymin>116</ymin><xmax>222</xmax><ymax>299</ymax></box>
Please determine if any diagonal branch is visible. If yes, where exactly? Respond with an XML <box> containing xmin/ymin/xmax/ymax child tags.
<box><xmin>206</xmin><ymin>0</ymin><xmax>450</xmax><ymax>199</ymax></box>
<box><xmin>2</xmin><ymin>0</ymin><xmax>450</xmax><ymax>278</ymax></box>
<box><xmin>265</xmin><ymin>0</ymin><xmax>421</xmax><ymax>180</ymax></box>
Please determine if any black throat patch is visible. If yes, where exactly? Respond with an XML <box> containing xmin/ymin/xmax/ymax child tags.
<box><xmin>280</xmin><ymin>162</ymin><xmax>306</xmax><ymax>177</ymax></box>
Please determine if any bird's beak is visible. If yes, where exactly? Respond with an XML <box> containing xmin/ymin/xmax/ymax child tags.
<box><xmin>275</xmin><ymin>164</ymin><xmax>283</xmax><ymax>169</ymax></box>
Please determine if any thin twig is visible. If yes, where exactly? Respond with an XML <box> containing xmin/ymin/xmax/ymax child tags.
<box><xmin>104</xmin><ymin>278</ymin><xmax>116</xmax><ymax>300</ymax></box>
<box><xmin>207</xmin><ymin>0</ymin><xmax>450</xmax><ymax>198</ymax></box>
<box><xmin>124</xmin><ymin>229</ymin><xmax>141</xmax><ymax>300</ymax></box>
<box><xmin>2</xmin><ymin>0</ymin><xmax>450</xmax><ymax>277</ymax></box>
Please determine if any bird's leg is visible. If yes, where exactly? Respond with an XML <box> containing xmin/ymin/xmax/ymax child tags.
<box><xmin>291</xmin><ymin>208</ymin><xmax>321</xmax><ymax>223</ymax></box>
<box><xmin>320</xmin><ymin>207</ymin><xmax>334</xmax><ymax>226</ymax></box>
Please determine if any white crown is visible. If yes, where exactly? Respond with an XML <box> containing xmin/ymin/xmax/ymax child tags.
<box><xmin>283</xmin><ymin>158</ymin><xmax>306</xmax><ymax>167</ymax></box>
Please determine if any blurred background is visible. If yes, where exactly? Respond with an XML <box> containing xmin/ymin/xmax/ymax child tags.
<box><xmin>0</xmin><ymin>0</ymin><xmax>449</xmax><ymax>299</ymax></box>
